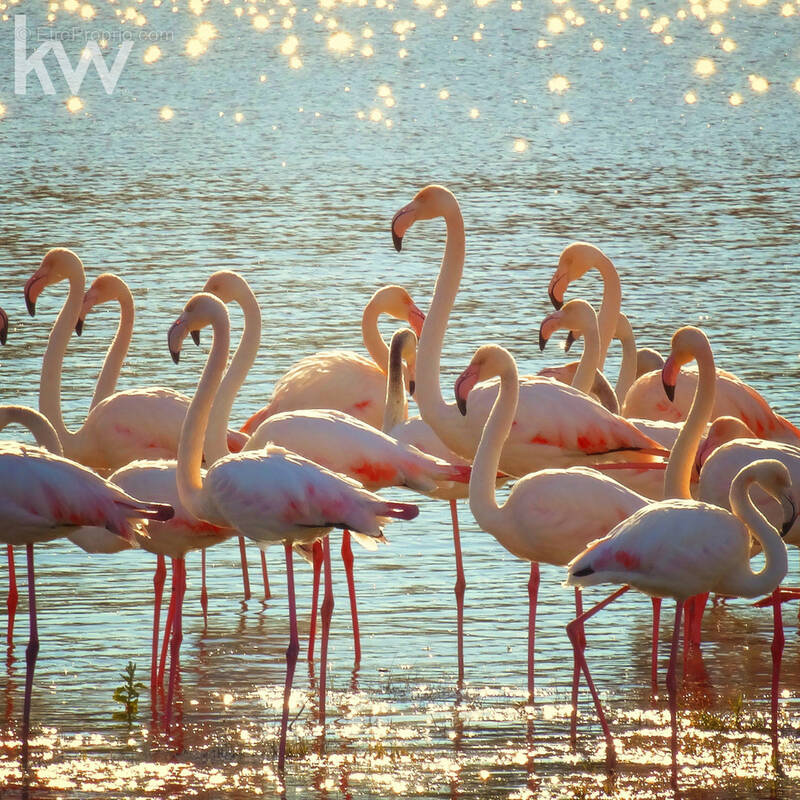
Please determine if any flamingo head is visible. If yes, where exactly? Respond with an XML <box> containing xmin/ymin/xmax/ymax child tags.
<box><xmin>636</xmin><ymin>347</ymin><xmax>665</xmax><ymax>378</ymax></box>
<box><xmin>695</xmin><ymin>416</ymin><xmax>757</xmax><ymax>473</ymax></box>
<box><xmin>203</xmin><ymin>270</ymin><xmax>248</xmax><ymax>305</ymax></box>
<box><xmin>454</xmin><ymin>344</ymin><xmax>513</xmax><ymax>416</ymax></box>
<box><xmin>168</xmin><ymin>292</ymin><xmax>227</xmax><ymax>365</ymax></box>
<box><xmin>76</xmin><ymin>272</ymin><xmax>124</xmax><ymax>336</ymax></box>
<box><xmin>391</xmin><ymin>184</ymin><xmax>457</xmax><ymax>252</ymax></box>
<box><xmin>369</xmin><ymin>285</ymin><xmax>426</xmax><ymax>337</ymax></box>
<box><xmin>389</xmin><ymin>328</ymin><xmax>418</xmax><ymax>397</ymax></box>
<box><xmin>662</xmin><ymin>326</ymin><xmax>711</xmax><ymax>403</ymax></box>
<box><xmin>740</xmin><ymin>460</ymin><xmax>797</xmax><ymax>536</ymax></box>
<box><xmin>549</xmin><ymin>242</ymin><xmax>610</xmax><ymax>310</ymax></box>
<box><xmin>538</xmin><ymin>299</ymin><xmax>596</xmax><ymax>352</ymax></box>
<box><xmin>0</xmin><ymin>307</ymin><xmax>7</xmax><ymax>345</ymax></box>
<box><xmin>24</xmin><ymin>248</ymin><xmax>84</xmax><ymax>316</ymax></box>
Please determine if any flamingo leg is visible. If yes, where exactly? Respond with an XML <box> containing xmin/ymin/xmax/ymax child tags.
<box><xmin>651</xmin><ymin>597</ymin><xmax>662</xmax><ymax>694</ymax></box>
<box><xmin>527</xmin><ymin>562</ymin><xmax>540</xmax><ymax>703</ymax></box>
<box><xmin>6</xmin><ymin>545</ymin><xmax>17</xmax><ymax>646</ymax></box>
<box><xmin>691</xmin><ymin>592</ymin><xmax>708</xmax><ymax>647</ymax></box>
<box><xmin>200</xmin><ymin>549</ymin><xmax>208</xmax><ymax>632</ymax></box>
<box><xmin>166</xmin><ymin>558</ymin><xmax>186</xmax><ymax>731</ymax></box>
<box><xmin>666</xmin><ymin>600</ymin><xmax>684</xmax><ymax>789</ymax></box>
<box><xmin>570</xmin><ymin>588</ymin><xmax>584</xmax><ymax>746</ymax></box>
<box><xmin>151</xmin><ymin>554</ymin><xmax>167</xmax><ymax>693</ymax></box>
<box><xmin>450</xmin><ymin>499</ymin><xmax>465</xmax><ymax>684</ymax></box>
<box><xmin>260</xmin><ymin>550</ymin><xmax>271</xmax><ymax>600</ymax></box>
<box><xmin>307</xmin><ymin>541</ymin><xmax>323</xmax><ymax>662</ymax></box>
<box><xmin>340</xmin><ymin>530</ymin><xmax>360</xmax><ymax>665</ymax></box>
<box><xmin>158</xmin><ymin>561</ymin><xmax>178</xmax><ymax>687</ymax></box>
<box><xmin>565</xmin><ymin>585</ymin><xmax>630</xmax><ymax>766</ymax></box>
<box><xmin>21</xmin><ymin>544</ymin><xmax>38</xmax><ymax>770</ymax></box>
<box><xmin>238</xmin><ymin>536</ymin><xmax>251</xmax><ymax>601</ymax></box>
<box><xmin>278</xmin><ymin>542</ymin><xmax>299</xmax><ymax>773</ymax></box>
<box><xmin>319</xmin><ymin>536</ymin><xmax>334</xmax><ymax>728</ymax></box>
<box><xmin>769</xmin><ymin>588</ymin><xmax>784</xmax><ymax>764</ymax></box>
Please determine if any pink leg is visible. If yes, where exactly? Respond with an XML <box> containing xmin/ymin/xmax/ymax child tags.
<box><xmin>666</xmin><ymin>600</ymin><xmax>684</xmax><ymax>789</ymax></box>
<box><xmin>166</xmin><ymin>558</ymin><xmax>186</xmax><ymax>730</ymax></box>
<box><xmin>278</xmin><ymin>542</ymin><xmax>299</xmax><ymax>773</ymax></box>
<box><xmin>200</xmin><ymin>550</ymin><xmax>208</xmax><ymax>631</ymax></box>
<box><xmin>340</xmin><ymin>530</ymin><xmax>361</xmax><ymax>665</ymax></box>
<box><xmin>307</xmin><ymin>541</ymin><xmax>323</xmax><ymax>662</ymax></box>
<box><xmin>238</xmin><ymin>536</ymin><xmax>251</xmax><ymax>601</ymax></box>
<box><xmin>151</xmin><ymin>554</ymin><xmax>167</xmax><ymax>692</ymax></box>
<box><xmin>6</xmin><ymin>545</ymin><xmax>17</xmax><ymax>645</ymax></box>
<box><xmin>651</xmin><ymin>597</ymin><xmax>662</xmax><ymax>694</ymax></box>
<box><xmin>158</xmin><ymin>561</ymin><xmax>178</xmax><ymax>687</ymax></box>
<box><xmin>260</xmin><ymin>550</ymin><xmax>271</xmax><ymax>600</ymax></box>
<box><xmin>691</xmin><ymin>592</ymin><xmax>708</xmax><ymax>647</ymax></box>
<box><xmin>319</xmin><ymin>536</ymin><xmax>334</xmax><ymax>727</ymax></box>
<box><xmin>450</xmin><ymin>499</ymin><xmax>466</xmax><ymax>684</ymax></box>
<box><xmin>21</xmin><ymin>544</ymin><xmax>38</xmax><ymax>769</ymax></box>
<box><xmin>570</xmin><ymin>588</ymin><xmax>584</xmax><ymax>746</ymax></box>
<box><xmin>527</xmin><ymin>562</ymin><xmax>540</xmax><ymax>703</ymax></box>
<box><xmin>769</xmin><ymin>588</ymin><xmax>784</xmax><ymax>764</ymax></box>
<box><xmin>565</xmin><ymin>585</ymin><xmax>630</xmax><ymax>766</ymax></box>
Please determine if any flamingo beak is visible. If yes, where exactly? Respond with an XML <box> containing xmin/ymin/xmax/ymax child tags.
<box><xmin>548</xmin><ymin>271</ymin><xmax>567</xmax><ymax>310</ymax></box>
<box><xmin>661</xmin><ymin>355</ymin><xmax>679</xmax><ymax>403</ymax></box>
<box><xmin>780</xmin><ymin>493</ymin><xmax>798</xmax><ymax>537</ymax></box>
<box><xmin>565</xmin><ymin>330</ymin><xmax>577</xmax><ymax>353</ymax></box>
<box><xmin>168</xmin><ymin>318</ymin><xmax>186</xmax><ymax>364</ymax></box>
<box><xmin>409</xmin><ymin>380</ymin><xmax>416</xmax><ymax>397</ymax></box>
<box><xmin>538</xmin><ymin>314</ymin><xmax>560</xmax><ymax>352</ymax></box>
<box><xmin>538</xmin><ymin>327</ymin><xmax>548</xmax><ymax>352</ymax></box>
<box><xmin>75</xmin><ymin>317</ymin><xmax>84</xmax><ymax>336</ymax></box>
<box><xmin>454</xmin><ymin>363</ymin><xmax>480</xmax><ymax>416</ymax></box>
<box><xmin>391</xmin><ymin>203</ymin><xmax>416</xmax><ymax>252</ymax></box>
<box><xmin>408</xmin><ymin>303</ymin><xmax>425</xmax><ymax>337</ymax></box>
<box><xmin>24</xmin><ymin>272</ymin><xmax>45</xmax><ymax>317</ymax></box>
<box><xmin>191</xmin><ymin>330</ymin><xmax>201</xmax><ymax>346</ymax></box>
<box><xmin>0</xmin><ymin>310</ymin><xmax>7</xmax><ymax>345</ymax></box>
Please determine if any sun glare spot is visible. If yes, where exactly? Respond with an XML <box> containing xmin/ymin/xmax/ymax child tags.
<box><xmin>748</xmin><ymin>74</ymin><xmax>768</xmax><ymax>92</ymax></box>
<box><xmin>280</xmin><ymin>35</ymin><xmax>299</xmax><ymax>55</ymax></box>
<box><xmin>728</xmin><ymin>92</ymin><xmax>742</xmax><ymax>106</ymax></box>
<box><xmin>513</xmin><ymin>138</ymin><xmax>528</xmax><ymax>152</ymax></box>
<box><xmin>546</xmin><ymin>16</ymin><xmax>566</xmax><ymax>33</ymax></box>
<box><xmin>793</xmin><ymin>78</ymin><xmax>800</xmax><ymax>93</ymax></box>
<box><xmin>328</xmin><ymin>31</ymin><xmax>353</xmax><ymax>52</ymax></box>
<box><xmin>592</xmin><ymin>38</ymin><xmax>604</xmax><ymax>51</ymax></box>
<box><xmin>159</xmin><ymin>105</ymin><xmax>174</xmax><ymax>120</ymax></box>
<box><xmin>196</xmin><ymin>22</ymin><xmax>217</xmax><ymax>42</ymax></box>
<box><xmin>438</xmin><ymin>88</ymin><xmax>450</xmax><ymax>99</ymax></box>
<box><xmin>548</xmin><ymin>75</ymin><xmax>570</xmax><ymax>93</ymax></box>
<box><xmin>684</xmin><ymin>90</ymin><xmax>698</xmax><ymax>104</ymax></box>
<box><xmin>0</xmin><ymin>103</ymin><xmax>6</xmax><ymax>118</ymax></box>
<box><xmin>558</xmin><ymin>111</ymin><xmax>570</xmax><ymax>123</ymax></box>
<box><xmin>143</xmin><ymin>45</ymin><xmax>161</xmax><ymax>64</ymax></box>
<box><xmin>694</xmin><ymin>57</ymin><xmax>715</xmax><ymax>77</ymax></box>
<box><xmin>780</xmin><ymin>2</ymin><xmax>795</xmax><ymax>14</ymax></box>
<box><xmin>185</xmin><ymin>37</ymin><xmax>206</xmax><ymax>57</ymax></box>
<box><xmin>253</xmin><ymin>14</ymin><xmax>270</xmax><ymax>30</ymax></box>
<box><xmin>721</xmin><ymin>37</ymin><xmax>736</xmax><ymax>52</ymax></box>
<box><xmin>469</xmin><ymin>107</ymin><xmax>480</xmax><ymax>118</ymax></box>
<box><xmin>66</xmin><ymin>96</ymin><xmax>84</xmax><ymax>113</ymax></box>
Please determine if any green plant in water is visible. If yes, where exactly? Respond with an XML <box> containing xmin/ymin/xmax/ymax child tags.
<box><xmin>113</xmin><ymin>661</ymin><xmax>146</xmax><ymax>724</ymax></box>
<box><xmin>728</xmin><ymin>691</ymin><xmax>744</xmax><ymax>730</ymax></box>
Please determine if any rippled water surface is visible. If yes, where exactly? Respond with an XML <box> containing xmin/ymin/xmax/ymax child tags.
<box><xmin>1</xmin><ymin>0</ymin><xmax>800</xmax><ymax>797</ymax></box>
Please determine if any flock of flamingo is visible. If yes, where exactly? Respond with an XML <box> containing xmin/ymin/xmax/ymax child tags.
<box><xmin>2</xmin><ymin>184</ymin><xmax>800</xmax><ymax>785</ymax></box>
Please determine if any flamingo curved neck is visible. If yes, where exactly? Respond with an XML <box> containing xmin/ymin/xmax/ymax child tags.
<box><xmin>361</xmin><ymin>301</ymin><xmax>391</xmax><ymax>373</ymax></box>
<box><xmin>381</xmin><ymin>340</ymin><xmax>407</xmax><ymax>433</ymax></box>
<box><xmin>663</xmin><ymin>345</ymin><xmax>716</xmax><ymax>500</ymax></box>
<box><xmin>39</xmin><ymin>267</ymin><xmax>88</xmax><ymax>454</ymax></box>
<box><xmin>594</xmin><ymin>256</ymin><xmax>621</xmax><ymax>371</ymax></box>
<box><xmin>470</xmin><ymin>354</ymin><xmax>517</xmax><ymax>538</ymax></box>
<box><xmin>415</xmin><ymin>200</ymin><xmax>468</xmax><ymax>454</ymax></box>
<box><xmin>614</xmin><ymin>313</ymin><xmax>637</xmax><ymax>403</ymax></box>
<box><xmin>571</xmin><ymin>308</ymin><xmax>601</xmax><ymax>395</ymax></box>
<box><xmin>177</xmin><ymin>307</ymin><xmax>231</xmax><ymax>526</ymax></box>
<box><xmin>205</xmin><ymin>285</ymin><xmax>262</xmax><ymax>463</ymax></box>
<box><xmin>0</xmin><ymin>405</ymin><xmax>63</xmax><ymax>455</ymax></box>
<box><xmin>90</xmin><ymin>278</ymin><xmax>135</xmax><ymax>410</ymax></box>
<box><xmin>723</xmin><ymin>476</ymin><xmax>788</xmax><ymax>597</ymax></box>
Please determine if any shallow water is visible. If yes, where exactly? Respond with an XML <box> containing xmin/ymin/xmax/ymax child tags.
<box><xmin>1</xmin><ymin>0</ymin><xmax>800</xmax><ymax>797</ymax></box>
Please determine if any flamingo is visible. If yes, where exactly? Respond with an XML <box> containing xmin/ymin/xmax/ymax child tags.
<box><xmin>74</xmin><ymin>270</ymin><xmax>259</xmax><ymax>613</ymax></box>
<box><xmin>167</xmin><ymin>292</ymin><xmax>419</xmax><ymax>769</ymax></box>
<box><xmin>0</xmin><ymin>306</ymin><xmax>7</xmax><ymax>346</ymax></box>
<box><xmin>240</xmin><ymin>285</ymin><xmax>425</xmax><ymax>434</ymax></box>
<box><xmin>23</xmin><ymin>250</ymin><xmax>196</xmax><ymax>474</ymax></box>
<box><xmin>390</xmin><ymin>185</ymin><xmax>669</xmax><ymax>480</ymax></box>
<box><xmin>453</xmin><ymin>343</ymin><xmax>648</xmax><ymax>702</ymax></box>
<box><xmin>565</xmin><ymin>458</ymin><xmax>794</xmax><ymax>779</ymax></box>
<box><xmin>0</xmin><ymin>439</ymin><xmax>173</xmax><ymax>763</ymax></box>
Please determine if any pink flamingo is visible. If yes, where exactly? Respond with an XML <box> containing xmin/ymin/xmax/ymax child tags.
<box><xmin>240</xmin><ymin>285</ymin><xmax>424</xmax><ymax>434</ymax></box>
<box><xmin>565</xmin><ymin>457</ymin><xmax>795</xmax><ymax>781</ymax></box>
<box><xmin>454</xmin><ymin>343</ymin><xmax>648</xmax><ymax>702</ymax></box>
<box><xmin>0</xmin><ymin>440</ymin><xmax>173</xmax><ymax>764</ymax></box>
<box><xmin>168</xmin><ymin>292</ymin><xmax>419</xmax><ymax>769</ymax></box>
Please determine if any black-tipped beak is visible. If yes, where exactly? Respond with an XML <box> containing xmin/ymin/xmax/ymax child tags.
<box><xmin>170</xmin><ymin>348</ymin><xmax>180</xmax><ymax>365</ymax></box>
<box><xmin>392</xmin><ymin>229</ymin><xmax>403</xmax><ymax>252</ymax></box>
<box><xmin>191</xmin><ymin>330</ymin><xmax>200</xmax><ymax>346</ymax></box>
<box><xmin>538</xmin><ymin>328</ymin><xmax>548</xmax><ymax>352</ymax></box>
<box><xmin>456</xmin><ymin>393</ymin><xmax>467</xmax><ymax>416</ymax></box>
<box><xmin>781</xmin><ymin>494</ymin><xmax>797</xmax><ymax>537</ymax></box>
<box><xmin>0</xmin><ymin>325</ymin><xmax>6</xmax><ymax>346</ymax></box>
<box><xmin>548</xmin><ymin>288</ymin><xmax>563</xmax><ymax>311</ymax></box>
<box><xmin>75</xmin><ymin>318</ymin><xmax>84</xmax><ymax>336</ymax></box>
<box><xmin>409</xmin><ymin>379</ymin><xmax>415</xmax><ymax>397</ymax></box>
<box><xmin>662</xmin><ymin>379</ymin><xmax>676</xmax><ymax>403</ymax></box>
<box><xmin>25</xmin><ymin>295</ymin><xmax>36</xmax><ymax>317</ymax></box>
<box><xmin>565</xmin><ymin>330</ymin><xmax>576</xmax><ymax>353</ymax></box>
